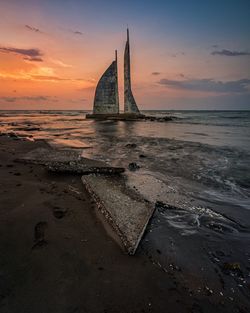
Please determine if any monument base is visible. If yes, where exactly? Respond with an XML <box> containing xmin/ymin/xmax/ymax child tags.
<box><xmin>85</xmin><ymin>113</ymin><xmax>145</xmax><ymax>121</ymax></box>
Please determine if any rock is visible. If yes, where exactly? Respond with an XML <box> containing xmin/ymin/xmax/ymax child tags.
<box><xmin>139</xmin><ymin>154</ymin><xmax>147</xmax><ymax>158</ymax></box>
<box><xmin>128</xmin><ymin>162</ymin><xmax>140</xmax><ymax>171</ymax></box>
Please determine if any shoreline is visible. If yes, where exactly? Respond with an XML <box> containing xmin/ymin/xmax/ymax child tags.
<box><xmin>0</xmin><ymin>134</ymin><xmax>249</xmax><ymax>312</ymax></box>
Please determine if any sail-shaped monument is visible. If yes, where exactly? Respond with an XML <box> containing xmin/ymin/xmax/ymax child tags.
<box><xmin>92</xmin><ymin>50</ymin><xmax>119</xmax><ymax>114</ymax></box>
<box><xmin>86</xmin><ymin>29</ymin><xmax>142</xmax><ymax>119</ymax></box>
<box><xmin>124</xmin><ymin>28</ymin><xmax>140</xmax><ymax>114</ymax></box>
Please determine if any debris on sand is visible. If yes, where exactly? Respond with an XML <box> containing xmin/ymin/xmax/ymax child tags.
<box><xmin>32</xmin><ymin>221</ymin><xmax>48</xmax><ymax>249</ymax></box>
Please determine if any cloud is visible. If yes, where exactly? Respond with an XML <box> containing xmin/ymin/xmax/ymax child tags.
<box><xmin>23</xmin><ymin>57</ymin><xmax>43</xmax><ymax>62</ymax></box>
<box><xmin>211</xmin><ymin>49</ymin><xmax>250</xmax><ymax>56</ymax></box>
<box><xmin>0</xmin><ymin>70</ymin><xmax>89</xmax><ymax>83</ymax></box>
<box><xmin>25</xmin><ymin>25</ymin><xmax>42</xmax><ymax>33</ymax></box>
<box><xmin>74</xmin><ymin>31</ymin><xmax>83</xmax><ymax>35</ymax></box>
<box><xmin>158</xmin><ymin>78</ymin><xmax>250</xmax><ymax>93</ymax></box>
<box><xmin>30</xmin><ymin>75</ymin><xmax>86</xmax><ymax>82</ymax></box>
<box><xmin>68</xmin><ymin>29</ymin><xmax>83</xmax><ymax>35</ymax></box>
<box><xmin>50</xmin><ymin>59</ymin><xmax>72</xmax><ymax>68</ymax></box>
<box><xmin>0</xmin><ymin>46</ymin><xmax>44</xmax><ymax>61</ymax></box>
<box><xmin>167</xmin><ymin>52</ymin><xmax>185</xmax><ymax>58</ymax></box>
<box><xmin>151</xmin><ymin>72</ymin><xmax>161</xmax><ymax>76</ymax></box>
<box><xmin>30</xmin><ymin>75</ymin><xmax>69</xmax><ymax>81</ymax></box>
<box><xmin>0</xmin><ymin>96</ymin><xmax>58</xmax><ymax>103</ymax></box>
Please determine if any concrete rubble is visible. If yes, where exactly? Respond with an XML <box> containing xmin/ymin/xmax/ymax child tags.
<box><xmin>17</xmin><ymin>147</ymin><xmax>155</xmax><ymax>254</ymax></box>
<box><xmin>82</xmin><ymin>174</ymin><xmax>155</xmax><ymax>255</ymax></box>
<box><xmin>16</xmin><ymin>147</ymin><xmax>125</xmax><ymax>175</ymax></box>
<box><xmin>47</xmin><ymin>161</ymin><xmax>124</xmax><ymax>175</ymax></box>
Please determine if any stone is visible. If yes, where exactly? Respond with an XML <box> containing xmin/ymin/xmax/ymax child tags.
<box><xmin>128</xmin><ymin>162</ymin><xmax>140</xmax><ymax>171</ymax></box>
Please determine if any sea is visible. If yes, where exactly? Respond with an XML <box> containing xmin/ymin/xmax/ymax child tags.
<box><xmin>1</xmin><ymin>110</ymin><xmax>250</xmax><ymax>292</ymax></box>
<box><xmin>1</xmin><ymin>110</ymin><xmax>249</xmax><ymax>212</ymax></box>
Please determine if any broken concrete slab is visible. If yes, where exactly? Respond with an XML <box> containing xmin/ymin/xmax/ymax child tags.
<box><xmin>16</xmin><ymin>147</ymin><xmax>82</xmax><ymax>164</ymax></box>
<box><xmin>82</xmin><ymin>175</ymin><xmax>155</xmax><ymax>255</ymax></box>
<box><xmin>16</xmin><ymin>147</ymin><xmax>125</xmax><ymax>175</ymax></box>
<box><xmin>47</xmin><ymin>161</ymin><xmax>124</xmax><ymax>175</ymax></box>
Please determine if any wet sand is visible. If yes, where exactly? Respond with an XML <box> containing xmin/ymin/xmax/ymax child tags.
<box><xmin>0</xmin><ymin>135</ymin><xmax>249</xmax><ymax>313</ymax></box>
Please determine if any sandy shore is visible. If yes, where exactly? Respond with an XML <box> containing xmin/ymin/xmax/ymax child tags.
<box><xmin>0</xmin><ymin>135</ymin><xmax>249</xmax><ymax>313</ymax></box>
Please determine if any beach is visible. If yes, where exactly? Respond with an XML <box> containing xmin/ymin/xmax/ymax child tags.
<box><xmin>0</xmin><ymin>111</ymin><xmax>250</xmax><ymax>312</ymax></box>
<box><xmin>0</xmin><ymin>135</ymin><xmax>179</xmax><ymax>313</ymax></box>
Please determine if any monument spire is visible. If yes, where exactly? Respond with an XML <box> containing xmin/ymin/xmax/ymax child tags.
<box><xmin>124</xmin><ymin>28</ymin><xmax>140</xmax><ymax>114</ymax></box>
<box><xmin>115</xmin><ymin>50</ymin><xmax>119</xmax><ymax>109</ymax></box>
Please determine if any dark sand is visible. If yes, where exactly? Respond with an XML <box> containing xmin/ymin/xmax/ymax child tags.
<box><xmin>0</xmin><ymin>135</ymin><xmax>249</xmax><ymax>313</ymax></box>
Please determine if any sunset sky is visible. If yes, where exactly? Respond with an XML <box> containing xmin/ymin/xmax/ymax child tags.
<box><xmin>0</xmin><ymin>0</ymin><xmax>249</xmax><ymax>110</ymax></box>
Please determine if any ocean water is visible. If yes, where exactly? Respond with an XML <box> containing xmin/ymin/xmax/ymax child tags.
<box><xmin>1</xmin><ymin>110</ymin><xmax>250</xmax><ymax>231</ymax></box>
<box><xmin>1</xmin><ymin>110</ymin><xmax>249</xmax><ymax>214</ymax></box>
